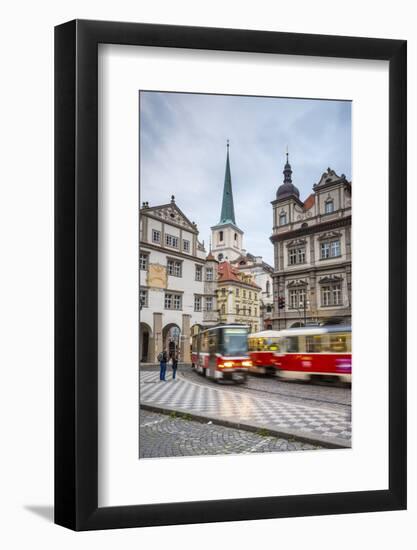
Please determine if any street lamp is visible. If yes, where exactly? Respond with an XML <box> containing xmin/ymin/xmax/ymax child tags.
<box><xmin>299</xmin><ymin>299</ymin><xmax>310</xmax><ymax>326</ymax></box>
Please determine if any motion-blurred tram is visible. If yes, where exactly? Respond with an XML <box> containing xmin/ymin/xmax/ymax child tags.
<box><xmin>248</xmin><ymin>326</ymin><xmax>351</xmax><ymax>384</ymax></box>
<box><xmin>191</xmin><ymin>324</ymin><xmax>251</xmax><ymax>383</ymax></box>
<box><xmin>247</xmin><ymin>330</ymin><xmax>281</xmax><ymax>375</ymax></box>
<box><xmin>275</xmin><ymin>325</ymin><xmax>351</xmax><ymax>383</ymax></box>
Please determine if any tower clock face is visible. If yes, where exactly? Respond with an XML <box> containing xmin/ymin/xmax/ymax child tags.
<box><xmin>218</xmin><ymin>253</ymin><xmax>224</xmax><ymax>261</ymax></box>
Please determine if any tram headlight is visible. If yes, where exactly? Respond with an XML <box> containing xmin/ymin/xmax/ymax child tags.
<box><xmin>242</xmin><ymin>360</ymin><xmax>252</xmax><ymax>367</ymax></box>
<box><xmin>223</xmin><ymin>361</ymin><xmax>234</xmax><ymax>368</ymax></box>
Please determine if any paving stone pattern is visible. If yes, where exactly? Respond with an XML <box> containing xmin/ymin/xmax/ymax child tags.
<box><xmin>139</xmin><ymin>410</ymin><xmax>321</xmax><ymax>458</ymax></box>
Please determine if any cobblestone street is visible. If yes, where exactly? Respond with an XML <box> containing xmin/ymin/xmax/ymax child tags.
<box><xmin>139</xmin><ymin>409</ymin><xmax>321</xmax><ymax>458</ymax></box>
<box><xmin>139</xmin><ymin>364</ymin><xmax>351</xmax><ymax>456</ymax></box>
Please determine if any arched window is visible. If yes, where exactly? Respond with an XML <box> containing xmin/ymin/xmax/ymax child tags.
<box><xmin>266</xmin><ymin>280</ymin><xmax>270</xmax><ymax>296</ymax></box>
<box><xmin>234</xmin><ymin>233</ymin><xmax>237</xmax><ymax>241</ymax></box>
<box><xmin>279</xmin><ymin>212</ymin><xmax>287</xmax><ymax>225</ymax></box>
<box><xmin>219</xmin><ymin>230</ymin><xmax>224</xmax><ymax>242</ymax></box>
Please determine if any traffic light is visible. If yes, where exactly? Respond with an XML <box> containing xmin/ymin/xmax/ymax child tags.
<box><xmin>278</xmin><ymin>296</ymin><xmax>285</xmax><ymax>309</ymax></box>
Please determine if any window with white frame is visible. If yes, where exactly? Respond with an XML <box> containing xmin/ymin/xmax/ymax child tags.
<box><xmin>183</xmin><ymin>239</ymin><xmax>190</xmax><ymax>252</ymax></box>
<box><xmin>289</xmin><ymin>288</ymin><xmax>306</xmax><ymax>309</ymax></box>
<box><xmin>205</xmin><ymin>296</ymin><xmax>213</xmax><ymax>311</ymax></box>
<box><xmin>165</xmin><ymin>233</ymin><xmax>179</xmax><ymax>248</ymax></box>
<box><xmin>139</xmin><ymin>289</ymin><xmax>148</xmax><ymax>308</ymax></box>
<box><xmin>321</xmin><ymin>239</ymin><xmax>341</xmax><ymax>259</ymax></box>
<box><xmin>139</xmin><ymin>253</ymin><xmax>148</xmax><ymax>271</ymax></box>
<box><xmin>325</xmin><ymin>199</ymin><xmax>334</xmax><ymax>214</ymax></box>
<box><xmin>288</xmin><ymin>247</ymin><xmax>306</xmax><ymax>265</ymax></box>
<box><xmin>206</xmin><ymin>267</ymin><xmax>213</xmax><ymax>281</ymax></box>
<box><xmin>167</xmin><ymin>259</ymin><xmax>182</xmax><ymax>277</ymax></box>
<box><xmin>152</xmin><ymin>229</ymin><xmax>161</xmax><ymax>244</ymax></box>
<box><xmin>321</xmin><ymin>283</ymin><xmax>342</xmax><ymax>306</ymax></box>
<box><xmin>164</xmin><ymin>292</ymin><xmax>182</xmax><ymax>310</ymax></box>
<box><xmin>195</xmin><ymin>264</ymin><xmax>202</xmax><ymax>281</ymax></box>
<box><xmin>194</xmin><ymin>295</ymin><xmax>202</xmax><ymax>312</ymax></box>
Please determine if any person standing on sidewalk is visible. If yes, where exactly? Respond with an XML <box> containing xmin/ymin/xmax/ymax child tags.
<box><xmin>158</xmin><ymin>350</ymin><xmax>168</xmax><ymax>381</ymax></box>
<box><xmin>172</xmin><ymin>350</ymin><xmax>179</xmax><ymax>380</ymax></box>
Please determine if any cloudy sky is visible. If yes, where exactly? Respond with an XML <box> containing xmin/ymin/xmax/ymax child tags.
<box><xmin>140</xmin><ymin>91</ymin><xmax>351</xmax><ymax>265</ymax></box>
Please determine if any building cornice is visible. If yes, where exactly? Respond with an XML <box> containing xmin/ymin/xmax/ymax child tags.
<box><xmin>270</xmin><ymin>215</ymin><xmax>351</xmax><ymax>243</ymax></box>
<box><xmin>272</xmin><ymin>261</ymin><xmax>351</xmax><ymax>277</ymax></box>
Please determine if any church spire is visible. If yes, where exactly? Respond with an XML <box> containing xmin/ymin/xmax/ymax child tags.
<box><xmin>219</xmin><ymin>140</ymin><xmax>236</xmax><ymax>225</ymax></box>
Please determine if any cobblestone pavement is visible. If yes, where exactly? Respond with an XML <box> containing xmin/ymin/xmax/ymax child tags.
<box><xmin>140</xmin><ymin>365</ymin><xmax>351</xmax><ymax>447</ymax></box>
<box><xmin>139</xmin><ymin>409</ymin><xmax>321</xmax><ymax>458</ymax></box>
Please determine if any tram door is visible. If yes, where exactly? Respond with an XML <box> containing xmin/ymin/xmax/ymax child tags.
<box><xmin>207</xmin><ymin>330</ymin><xmax>218</xmax><ymax>378</ymax></box>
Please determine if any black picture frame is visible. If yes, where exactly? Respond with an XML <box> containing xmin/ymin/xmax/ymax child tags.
<box><xmin>55</xmin><ymin>19</ymin><xmax>407</xmax><ymax>531</ymax></box>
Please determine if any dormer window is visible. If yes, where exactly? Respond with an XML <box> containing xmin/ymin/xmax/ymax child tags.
<box><xmin>279</xmin><ymin>212</ymin><xmax>287</xmax><ymax>226</ymax></box>
<box><xmin>325</xmin><ymin>199</ymin><xmax>334</xmax><ymax>214</ymax></box>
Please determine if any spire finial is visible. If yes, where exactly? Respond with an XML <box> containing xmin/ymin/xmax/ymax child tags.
<box><xmin>286</xmin><ymin>145</ymin><xmax>289</xmax><ymax>163</ymax></box>
<box><xmin>227</xmin><ymin>139</ymin><xmax>229</xmax><ymax>151</ymax></box>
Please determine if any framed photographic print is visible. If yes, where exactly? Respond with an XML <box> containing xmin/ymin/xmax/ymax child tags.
<box><xmin>55</xmin><ymin>20</ymin><xmax>407</xmax><ymax>530</ymax></box>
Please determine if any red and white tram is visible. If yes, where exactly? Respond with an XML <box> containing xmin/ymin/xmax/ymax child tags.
<box><xmin>247</xmin><ymin>330</ymin><xmax>281</xmax><ymax>374</ymax></box>
<box><xmin>191</xmin><ymin>324</ymin><xmax>251</xmax><ymax>384</ymax></box>
<box><xmin>274</xmin><ymin>325</ymin><xmax>351</xmax><ymax>383</ymax></box>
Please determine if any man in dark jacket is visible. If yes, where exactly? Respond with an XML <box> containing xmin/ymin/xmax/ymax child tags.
<box><xmin>172</xmin><ymin>350</ymin><xmax>179</xmax><ymax>380</ymax></box>
<box><xmin>158</xmin><ymin>350</ymin><xmax>168</xmax><ymax>381</ymax></box>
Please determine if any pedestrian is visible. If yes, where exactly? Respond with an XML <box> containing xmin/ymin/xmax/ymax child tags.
<box><xmin>172</xmin><ymin>350</ymin><xmax>179</xmax><ymax>380</ymax></box>
<box><xmin>158</xmin><ymin>350</ymin><xmax>167</xmax><ymax>381</ymax></box>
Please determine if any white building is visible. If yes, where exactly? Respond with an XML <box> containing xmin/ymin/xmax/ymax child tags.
<box><xmin>139</xmin><ymin>196</ymin><xmax>211</xmax><ymax>363</ymax></box>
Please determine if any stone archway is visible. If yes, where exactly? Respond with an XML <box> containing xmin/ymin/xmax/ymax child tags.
<box><xmin>139</xmin><ymin>322</ymin><xmax>152</xmax><ymax>363</ymax></box>
<box><xmin>162</xmin><ymin>323</ymin><xmax>181</xmax><ymax>360</ymax></box>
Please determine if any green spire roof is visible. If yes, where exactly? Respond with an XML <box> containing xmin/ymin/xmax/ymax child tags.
<box><xmin>219</xmin><ymin>141</ymin><xmax>236</xmax><ymax>225</ymax></box>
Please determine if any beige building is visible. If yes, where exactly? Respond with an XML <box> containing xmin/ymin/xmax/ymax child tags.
<box><xmin>216</xmin><ymin>261</ymin><xmax>262</xmax><ymax>333</ymax></box>
<box><xmin>231</xmin><ymin>253</ymin><xmax>274</xmax><ymax>330</ymax></box>
<box><xmin>270</xmin><ymin>154</ymin><xmax>352</xmax><ymax>329</ymax></box>
<box><xmin>139</xmin><ymin>196</ymin><xmax>217</xmax><ymax>363</ymax></box>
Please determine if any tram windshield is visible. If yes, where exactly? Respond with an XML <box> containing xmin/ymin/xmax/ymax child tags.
<box><xmin>221</xmin><ymin>328</ymin><xmax>248</xmax><ymax>356</ymax></box>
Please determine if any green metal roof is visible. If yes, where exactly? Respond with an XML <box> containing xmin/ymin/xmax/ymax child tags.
<box><xmin>219</xmin><ymin>142</ymin><xmax>236</xmax><ymax>225</ymax></box>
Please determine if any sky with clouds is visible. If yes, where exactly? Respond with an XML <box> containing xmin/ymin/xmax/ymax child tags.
<box><xmin>140</xmin><ymin>91</ymin><xmax>351</xmax><ymax>266</ymax></box>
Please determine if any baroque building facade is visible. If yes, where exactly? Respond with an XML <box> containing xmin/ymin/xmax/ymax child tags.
<box><xmin>270</xmin><ymin>153</ymin><xmax>352</xmax><ymax>329</ymax></box>
<box><xmin>216</xmin><ymin>261</ymin><xmax>262</xmax><ymax>333</ymax></box>
<box><xmin>139</xmin><ymin>196</ymin><xmax>218</xmax><ymax>363</ymax></box>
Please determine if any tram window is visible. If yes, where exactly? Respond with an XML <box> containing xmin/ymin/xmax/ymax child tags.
<box><xmin>306</xmin><ymin>335</ymin><xmax>323</xmax><ymax>353</ymax></box>
<box><xmin>208</xmin><ymin>333</ymin><xmax>217</xmax><ymax>353</ymax></box>
<box><xmin>286</xmin><ymin>337</ymin><xmax>299</xmax><ymax>353</ymax></box>
<box><xmin>330</xmin><ymin>333</ymin><xmax>348</xmax><ymax>352</ymax></box>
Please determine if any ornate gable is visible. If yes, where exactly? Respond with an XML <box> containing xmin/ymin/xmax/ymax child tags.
<box><xmin>319</xmin><ymin>274</ymin><xmax>343</xmax><ymax>284</ymax></box>
<box><xmin>286</xmin><ymin>238</ymin><xmax>307</xmax><ymax>248</ymax></box>
<box><xmin>314</xmin><ymin>167</ymin><xmax>347</xmax><ymax>189</ymax></box>
<box><xmin>287</xmin><ymin>279</ymin><xmax>308</xmax><ymax>288</ymax></box>
<box><xmin>318</xmin><ymin>230</ymin><xmax>342</xmax><ymax>241</ymax></box>
<box><xmin>142</xmin><ymin>198</ymin><xmax>198</xmax><ymax>233</ymax></box>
